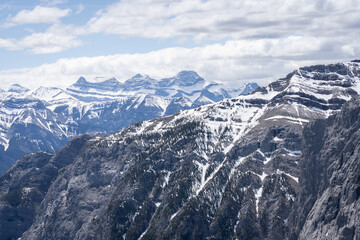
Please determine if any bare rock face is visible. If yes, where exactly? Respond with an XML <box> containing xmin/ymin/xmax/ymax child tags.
<box><xmin>0</xmin><ymin>134</ymin><xmax>91</xmax><ymax>240</ymax></box>
<box><xmin>289</xmin><ymin>97</ymin><xmax>360</xmax><ymax>240</ymax></box>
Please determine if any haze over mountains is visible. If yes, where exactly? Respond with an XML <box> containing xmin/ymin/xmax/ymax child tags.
<box><xmin>0</xmin><ymin>71</ymin><xmax>258</xmax><ymax>174</ymax></box>
<box><xmin>0</xmin><ymin>61</ymin><xmax>359</xmax><ymax>239</ymax></box>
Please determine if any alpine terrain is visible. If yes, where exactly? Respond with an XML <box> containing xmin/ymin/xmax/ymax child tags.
<box><xmin>1</xmin><ymin>60</ymin><xmax>360</xmax><ymax>239</ymax></box>
<box><xmin>0</xmin><ymin>71</ymin><xmax>258</xmax><ymax>175</ymax></box>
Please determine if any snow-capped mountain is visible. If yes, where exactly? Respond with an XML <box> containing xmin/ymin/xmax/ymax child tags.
<box><xmin>0</xmin><ymin>60</ymin><xmax>359</xmax><ymax>239</ymax></box>
<box><xmin>0</xmin><ymin>71</ymin><xmax>258</xmax><ymax>175</ymax></box>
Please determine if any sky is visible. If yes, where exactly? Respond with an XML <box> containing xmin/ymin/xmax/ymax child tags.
<box><xmin>0</xmin><ymin>0</ymin><xmax>359</xmax><ymax>89</ymax></box>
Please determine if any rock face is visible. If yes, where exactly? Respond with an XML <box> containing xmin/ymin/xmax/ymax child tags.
<box><xmin>0</xmin><ymin>135</ymin><xmax>91</xmax><ymax>240</ymax></box>
<box><xmin>1</xmin><ymin>61</ymin><xmax>360</xmax><ymax>239</ymax></box>
<box><xmin>0</xmin><ymin>71</ymin><xmax>257</xmax><ymax>175</ymax></box>
<box><xmin>289</xmin><ymin>97</ymin><xmax>360</xmax><ymax>240</ymax></box>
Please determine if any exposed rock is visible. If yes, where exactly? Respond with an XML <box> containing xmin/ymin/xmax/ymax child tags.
<box><xmin>289</xmin><ymin>97</ymin><xmax>360</xmax><ymax>240</ymax></box>
<box><xmin>0</xmin><ymin>135</ymin><xmax>92</xmax><ymax>240</ymax></box>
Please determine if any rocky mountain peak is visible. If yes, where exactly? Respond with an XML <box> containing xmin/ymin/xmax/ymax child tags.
<box><xmin>102</xmin><ymin>77</ymin><xmax>120</xmax><ymax>84</ymax></box>
<box><xmin>69</xmin><ymin>76</ymin><xmax>123</xmax><ymax>92</ymax></box>
<box><xmin>298</xmin><ymin>62</ymin><xmax>359</xmax><ymax>80</ymax></box>
<box><xmin>75</xmin><ymin>76</ymin><xmax>87</xmax><ymax>84</ymax></box>
<box><xmin>240</xmin><ymin>82</ymin><xmax>260</xmax><ymax>95</ymax></box>
<box><xmin>131</xmin><ymin>73</ymin><xmax>144</xmax><ymax>78</ymax></box>
<box><xmin>8</xmin><ymin>84</ymin><xmax>30</xmax><ymax>94</ymax></box>
<box><xmin>124</xmin><ymin>74</ymin><xmax>156</xmax><ymax>89</ymax></box>
<box><xmin>174</xmin><ymin>70</ymin><xmax>205</xmax><ymax>86</ymax></box>
<box><xmin>158</xmin><ymin>70</ymin><xmax>205</xmax><ymax>87</ymax></box>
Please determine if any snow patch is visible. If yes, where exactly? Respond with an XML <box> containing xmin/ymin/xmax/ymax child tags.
<box><xmin>273</xmin><ymin>136</ymin><xmax>282</xmax><ymax>142</ymax></box>
<box><xmin>276</xmin><ymin>169</ymin><xmax>299</xmax><ymax>183</ymax></box>
<box><xmin>257</xmin><ymin>149</ymin><xmax>272</xmax><ymax>164</ymax></box>
<box><xmin>255</xmin><ymin>186</ymin><xmax>263</xmax><ymax>217</ymax></box>
<box><xmin>195</xmin><ymin>158</ymin><xmax>226</xmax><ymax>196</ymax></box>
<box><xmin>283</xmin><ymin>148</ymin><xmax>301</xmax><ymax>156</ymax></box>
<box><xmin>162</xmin><ymin>171</ymin><xmax>171</xmax><ymax>188</ymax></box>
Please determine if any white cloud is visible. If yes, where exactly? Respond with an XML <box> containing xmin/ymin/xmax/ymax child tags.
<box><xmin>6</xmin><ymin>6</ymin><xmax>70</xmax><ymax>26</ymax></box>
<box><xmin>19</xmin><ymin>32</ymin><xmax>81</xmax><ymax>54</ymax></box>
<box><xmin>0</xmin><ymin>37</ymin><xmax>354</xmax><ymax>90</ymax></box>
<box><xmin>0</xmin><ymin>24</ymin><xmax>81</xmax><ymax>54</ymax></box>
<box><xmin>0</xmin><ymin>38</ymin><xmax>19</xmax><ymax>50</ymax></box>
<box><xmin>84</xmin><ymin>0</ymin><xmax>360</xmax><ymax>41</ymax></box>
<box><xmin>76</xmin><ymin>4</ymin><xmax>84</xmax><ymax>15</ymax></box>
<box><xmin>1</xmin><ymin>0</ymin><xmax>360</xmax><ymax>57</ymax></box>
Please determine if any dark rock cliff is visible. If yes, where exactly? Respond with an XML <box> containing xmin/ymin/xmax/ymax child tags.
<box><xmin>289</xmin><ymin>97</ymin><xmax>360</xmax><ymax>240</ymax></box>
<box><xmin>0</xmin><ymin>134</ymin><xmax>92</xmax><ymax>240</ymax></box>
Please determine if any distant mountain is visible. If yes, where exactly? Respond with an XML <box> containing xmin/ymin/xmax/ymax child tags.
<box><xmin>0</xmin><ymin>71</ymin><xmax>258</xmax><ymax>174</ymax></box>
<box><xmin>7</xmin><ymin>84</ymin><xmax>30</xmax><ymax>94</ymax></box>
<box><xmin>0</xmin><ymin>61</ymin><xmax>359</xmax><ymax>239</ymax></box>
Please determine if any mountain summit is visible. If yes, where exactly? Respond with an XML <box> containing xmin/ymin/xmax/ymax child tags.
<box><xmin>8</xmin><ymin>84</ymin><xmax>30</xmax><ymax>94</ymax></box>
<box><xmin>70</xmin><ymin>76</ymin><xmax>123</xmax><ymax>92</ymax></box>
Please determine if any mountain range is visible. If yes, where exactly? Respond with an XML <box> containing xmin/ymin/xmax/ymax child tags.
<box><xmin>1</xmin><ymin>61</ymin><xmax>360</xmax><ymax>239</ymax></box>
<box><xmin>0</xmin><ymin>71</ymin><xmax>258</xmax><ymax>175</ymax></box>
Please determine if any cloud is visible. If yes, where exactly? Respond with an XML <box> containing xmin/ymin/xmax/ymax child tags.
<box><xmin>1</xmin><ymin>0</ymin><xmax>360</xmax><ymax>57</ymax></box>
<box><xmin>0</xmin><ymin>37</ymin><xmax>355</xmax><ymax>90</ymax></box>
<box><xmin>19</xmin><ymin>32</ymin><xmax>81</xmax><ymax>54</ymax></box>
<box><xmin>5</xmin><ymin>6</ymin><xmax>70</xmax><ymax>26</ymax></box>
<box><xmin>0</xmin><ymin>38</ymin><xmax>19</xmax><ymax>50</ymax></box>
<box><xmin>85</xmin><ymin>0</ymin><xmax>360</xmax><ymax>41</ymax></box>
<box><xmin>0</xmin><ymin>24</ymin><xmax>81</xmax><ymax>54</ymax></box>
<box><xmin>76</xmin><ymin>4</ymin><xmax>84</xmax><ymax>15</ymax></box>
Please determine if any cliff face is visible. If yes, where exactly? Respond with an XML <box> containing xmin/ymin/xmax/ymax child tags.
<box><xmin>0</xmin><ymin>134</ymin><xmax>92</xmax><ymax>240</ymax></box>
<box><xmin>289</xmin><ymin>97</ymin><xmax>360</xmax><ymax>240</ymax></box>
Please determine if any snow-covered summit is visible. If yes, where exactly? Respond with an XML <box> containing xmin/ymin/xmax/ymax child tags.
<box><xmin>8</xmin><ymin>84</ymin><xmax>30</xmax><ymax>94</ymax></box>
<box><xmin>29</xmin><ymin>86</ymin><xmax>74</xmax><ymax>102</ymax></box>
<box><xmin>69</xmin><ymin>76</ymin><xmax>123</xmax><ymax>93</ymax></box>
<box><xmin>123</xmin><ymin>74</ymin><xmax>157</xmax><ymax>90</ymax></box>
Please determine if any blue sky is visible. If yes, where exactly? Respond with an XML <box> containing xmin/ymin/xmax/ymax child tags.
<box><xmin>0</xmin><ymin>0</ymin><xmax>359</xmax><ymax>89</ymax></box>
<box><xmin>0</xmin><ymin>0</ymin><xmax>192</xmax><ymax>69</ymax></box>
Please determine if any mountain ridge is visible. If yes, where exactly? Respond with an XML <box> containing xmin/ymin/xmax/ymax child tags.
<box><xmin>0</xmin><ymin>60</ymin><xmax>359</xmax><ymax>239</ymax></box>
<box><xmin>0</xmin><ymin>71</ymin><xmax>258</xmax><ymax>175</ymax></box>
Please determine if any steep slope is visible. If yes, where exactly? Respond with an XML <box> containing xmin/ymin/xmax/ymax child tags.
<box><xmin>13</xmin><ymin>61</ymin><xmax>360</xmax><ymax>239</ymax></box>
<box><xmin>289</xmin><ymin>97</ymin><xmax>360</xmax><ymax>240</ymax></box>
<box><xmin>0</xmin><ymin>135</ymin><xmax>91</xmax><ymax>240</ymax></box>
<box><xmin>0</xmin><ymin>71</ymin><xmax>255</xmax><ymax>174</ymax></box>
<box><xmin>0</xmin><ymin>97</ymin><xmax>71</xmax><ymax>173</ymax></box>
